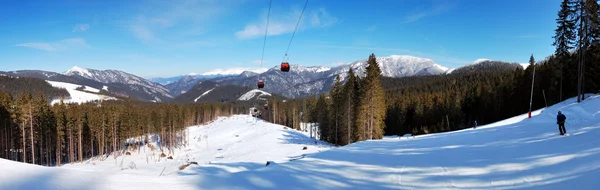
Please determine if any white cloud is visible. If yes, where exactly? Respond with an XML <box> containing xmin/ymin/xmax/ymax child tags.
<box><xmin>15</xmin><ymin>38</ymin><xmax>90</xmax><ymax>52</ymax></box>
<box><xmin>235</xmin><ymin>7</ymin><xmax>337</xmax><ymax>39</ymax></box>
<box><xmin>15</xmin><ymin>43</ymin><xmax>54</xmax><ymax>51</ymax></box>
<box><xmin>72</xmin><ymin>24</ymin><xmax>90</xmax><ymax>32</ymax></box>
<box><xmin>402</xmin><ymin>1</ymin><xmax>453</xmax><ymax>23</ymax></box>
<box><xmin>128</xmin><ymin>0</ymin><xmax>238</xmax><ymax>44</ymax></box>
<box><xmin>129</xmin><ymin>24</ymin><xmax>160</xmax><ymax>43</ymax></box>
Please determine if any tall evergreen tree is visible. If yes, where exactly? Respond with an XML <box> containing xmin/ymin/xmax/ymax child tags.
<box><xmin>316</xmin><ymin>93</ymin><xmax>330</xmax><ymax>142</ymax></box>
<box><xmin>342</xmin><ymin>68</ymin><xmax>359</xmax><ymax>145</ymax></box>
<box><xmin>553</xmin><ymin>0</ymin><xmax>578</xmax><ymax>55</ymax></box>
<box><xmin>553</xmin><ymin>0</ymin><xmax>578</xmax><ymax>101</ymax></box>
<box><xmin>356</xmin><ymin>53</ymin><xmax>387</xmax><ymax>140</ymax></box>
<box><xmin>329</xmin><ymin>75</ymin><xmax>343</xmax><ymax>145</ymax></box>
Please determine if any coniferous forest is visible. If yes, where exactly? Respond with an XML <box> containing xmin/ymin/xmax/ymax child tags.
<box><xmin>0</xmin><ymin>92</ymin><xmax>247</xmax><ymax>166</ymax></box>
<box><xmin>262</xmin><ymin>0</ymin><xmax>600</xmax><ymax>146</ymax></box>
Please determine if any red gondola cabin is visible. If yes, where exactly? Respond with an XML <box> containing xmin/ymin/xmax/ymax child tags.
<box><xmin>257</xmin><ymin>80</ymin><xmax>265</xmax><ymax>88</ymax></box>
<box><xmin>264</xmin><ymin>104</ymin><xmax>269</xmax><ymax>110</ymax></box>
<box><xmin>281</xmin><ymin>62</ymin><xmax>290</xmax><ymax>72</ymax></box>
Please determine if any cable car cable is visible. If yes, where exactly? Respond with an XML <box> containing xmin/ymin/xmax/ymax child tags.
<box><xmin>258</xmin><ymin>0</ymin><xmax>272</xmax><ymax>88</ymax></box>
<box><xmin>282</xmin><ymin>0</ymin><xmax>308</xmax><ymax>61</ymax></box>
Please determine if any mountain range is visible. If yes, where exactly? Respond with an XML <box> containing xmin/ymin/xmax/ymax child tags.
<box><xmin>0</xmin><ymin>55</ymin><xmax>527</xmax><ymax>104</ymax></box>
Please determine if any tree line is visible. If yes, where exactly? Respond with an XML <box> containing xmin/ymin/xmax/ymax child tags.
<box><xmin>258</xmin><ymin>0</ymin><xmax>600</xmax><ymax>146</ymax></box>
<box><xmin>0</xmin><ymin>91</ymin><xmax>246</xmax><ymax>166</ymax></box>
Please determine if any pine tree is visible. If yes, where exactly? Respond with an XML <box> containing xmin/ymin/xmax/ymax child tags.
<box><xmin>342</xmin><ymin>68</ymin><xmax>359</xmax><ymax>145</ymax></box>
<box><xmin>329</xmin><ymin>75</ymin><xmax>343</xmax><ymax>145</ymax></box>
<box><xmin>356</xmin><ymin>53</ymin><xmax>387</xmax><ymax>140</ymax></box>
<box><xmin>554</xmin><ymin>0</ymin><xmax>578</xmax><ymax>55</ymax></box>
<box><xmin>316</xmin><ymin>93</ymin><xmax>330</xmax><ymax>142</ymax></box>
<box><xmin>53</xmin><ymin>101</ymin><xmax>67</xmax><ymax>166</ymax></box>
<box><xmin>529</xmin><ymin>54</ymin><xmax>536</xmax><ymax>65</ymax></box>
<box><xmin>553</xmin><ymin>0</ymin><xmax>578</xmax><ymax>101</ymax></box>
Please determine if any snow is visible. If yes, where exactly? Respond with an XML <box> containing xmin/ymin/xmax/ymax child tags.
<box><xmin>46</xmin><ymin>81</ymin><xmax>116</xmax><ymax>105</ymax></box>
<box><xmin>194</xmin><ymin>88</ymin><xmax>215</xmax><ymax>102</ymax></box>
<box><xmin>238</xmin><ymin>89</ymin><xmax>272</xmax><ymax>101</ymax></box>
<box><xmin>445</xmin><ymin>68</ymin><xmax>456</xmax><ymax>74</ymax></box>
<box><xmin>521</xmin><ymin>63</ymin><xmax>530</xmax><ymax>69</ymax></box>
<box><xmin>338</xmin><ymin>55</ymin><xmax>448</xmax><ymax>79</ymax></box>
<box><xmin>102</xmin><ymin>85</ymin><xmax>109</xmax><ymax>91</ymax></box>
<box><xmin>64</xmin><ymin>66</ymin><xmax>93</xmax><ymax>78</ymax></box>
<box><xmin>0</xmin><ymin>115</ymin><xmax>329</xmax><ymax>190</ymax></box>
<box><xmin>469</xmin><ymin>58</ymin><xmax>492</xmax><ymax>65</ymax></box>
<box><xmin>2</xmin><ymin>95</ymin><xmax>600</xmax><ymax>189</ymax></box>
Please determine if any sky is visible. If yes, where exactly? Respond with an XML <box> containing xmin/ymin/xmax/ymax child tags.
<box><xmin>0</xmin><ymin>0</ymin><xmax>561</xmax><ymax>78</ymax></box>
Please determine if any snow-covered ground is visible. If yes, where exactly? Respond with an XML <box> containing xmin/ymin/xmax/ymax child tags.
<box><xmin>1</xmin><ymin>95</ymin><xmax>600</xmax><ymax>189</ymax></box>
<box><xmin>46</xmin><ymin>80</ymin><xmax>116</xmax><ymax>105</ymax></box>
<box><xmin>238</xmin><ymin>89</ymin><xmax>272</xmax><ymax>101</ymax></box>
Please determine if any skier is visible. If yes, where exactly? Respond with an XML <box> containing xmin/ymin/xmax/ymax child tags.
<box><xmin>557</xmin><ymin>111</ymin><xmax>567</xmax><ymax>135</ymax></box>
<box><xmin>473</xmin><ymin>120</ymin><xmax>478</xmax><ymax>129</ymax></box>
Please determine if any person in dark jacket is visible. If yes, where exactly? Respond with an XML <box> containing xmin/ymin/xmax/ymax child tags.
<box><xmin>557</xmin><ymin>111</ymin><xmax>567</xmax><ymax>135</ymax></box>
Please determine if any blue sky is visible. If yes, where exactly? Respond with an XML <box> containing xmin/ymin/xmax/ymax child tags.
<box><xmin>0</xmin><ymin>0</ymin><xmax>561</xmax><ymax>78</ymax></box>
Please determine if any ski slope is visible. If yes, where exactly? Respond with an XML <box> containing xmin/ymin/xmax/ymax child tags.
<box><xmin>46</xmin><ymin>80</ymin><xmax>116</xmax><ymax>105</ymax></box>
<box><xmin>1</xmin><ymin>95</ymin><xmax>599</xmax><ymax>189</ymax></box>
<box><xmin>194</xmin><ymin>88</ymin><xmax>215</xmax><ymax>102</ymax></box>
<box><xmin>238</xmin><ymin>89</ymin><xmax>271</xmax><ymax>101</ymax></box>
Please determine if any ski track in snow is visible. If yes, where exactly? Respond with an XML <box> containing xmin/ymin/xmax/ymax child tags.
<box><xmin>194</xmin><ymin>88</ymin><xmax>215</xmax><ymax>102</ymax></box>
<box><xmin>1</xmin><ymin>95</ymin><xmax>600</xmax><ymax>189</ymax></box>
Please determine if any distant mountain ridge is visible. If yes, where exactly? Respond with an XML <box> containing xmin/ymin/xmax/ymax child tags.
<box><xmin>64</xmin><ymin>66</ymin><xmax>172</xmax><ymax>102</ymax></box>
<box><xmin>184</xmin><ymin>55</ymin><xmax>451</xmax><ymax>98</ymax></box>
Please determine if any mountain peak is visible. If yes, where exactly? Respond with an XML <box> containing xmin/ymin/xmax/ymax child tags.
<box><xmin>65</xmin><ymin>66</ymin><xmax>92</xmax><ymax>77</ymax></box>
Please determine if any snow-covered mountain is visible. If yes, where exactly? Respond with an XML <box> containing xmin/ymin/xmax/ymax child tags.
<box><xmin>174</xmin><ymin>80</ymin><xmax>277</xmax><ymax>103</ymax></box>
<box><xmin>149</xmin><ymin>76</ymin><xmax>184</xmax><ymax>85</ymax></box>
<box><xmin>164</xmin><ymin>69</ymin><xmax>269</xmax><ymax>96</ymax></box>
<box><xmin>188</xmin><ymin>55</ymin><xmax>450</xmax><ymax>98</ymax></box>
<box><xmin>64</xmin><ymin>66</ymin><xmax>172</xmax><ymax>102</ymax></box>
<box><xmin>336</xmin><ymin>55</ymin><xmax>448</xmax><ymax>79</ymax></box>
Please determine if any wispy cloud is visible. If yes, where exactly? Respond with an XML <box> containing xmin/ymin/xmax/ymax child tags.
<box><xmin>402</xmin><ymin>0</ymin><xmax>454</xmax><ymax>23</ymax></box>
<box><xmin>128</xmin><ymin>0</ymin><xmax>240</xmax><ymax>44</ymax></box>
<box><xmin>15</xmin><ymin>43</ymin><xmax>54</xmax><ymax>51</ymax></box>
<box><xmin>72</xmin><ymin>24</ymin><xmax>90</xmax><ymax>32</ymax></box>
<box><xmin>15</xmin><ymin>38</ymin><xmax>90</xmax><ymax>52</ymax></box>
<box><xmin>235</xmin><ymin>7</ymin><xmax>337</xmax><ymax>39</ymax></box>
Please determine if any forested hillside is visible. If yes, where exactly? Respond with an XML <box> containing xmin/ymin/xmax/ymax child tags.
<box><xmin>0</xmin><ymin>92</ymin><xmax>248</xmax><ymax>166</ymax></box>
<box><xmin>0</xmin><ymin>76</ymin><xmax>69</xmax><ymax>101</ymax></box>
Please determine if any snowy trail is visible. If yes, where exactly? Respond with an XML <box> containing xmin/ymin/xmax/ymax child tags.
<box><xmin>189</xmin><ymin>95</ymin><xmax>600</xmax><ymax>190</ymax></box>
<box><xmin>1</xmin><ymin>95</ymin><xmax>600</xmax><ymax>189</ymax></box>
